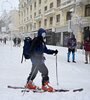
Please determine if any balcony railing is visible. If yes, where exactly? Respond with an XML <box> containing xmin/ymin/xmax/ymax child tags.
<box><xmin>69</xmin><ymin>16</ymin><xmax>90</xmax><ymax>26</ymax></box>
<box><xmin>44</xmin><ymin>8</ymin><xmax>55</xmax><ymax>16</ymax></box>
<box><xmin>81</xmin><ymin>16</ymin><xmax>90</xmax><ymax>25</ymax></box>
<box><xmin>76</xmin><ymin>0</ymin><xmax>90</xmax><ymax>5</ymax></box>
<box><xmin>34</xmin><ymin>15</ymin><xmax>42</xmax><ymax>20</ymax></box>
<box><xmin>60</xmin><ymin>0</ymin><xmax>75</xmax><ymax>9</ymax></box>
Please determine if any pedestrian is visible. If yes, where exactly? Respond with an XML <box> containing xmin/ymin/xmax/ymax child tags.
<box><xmin>83</xmin><ymin>37</ymin><xmax>90</xmax><ymax>64</ymax></box>
<box><xmin>13</xmin><ymin>37</ymin><xmax>17</xmax><ymax>46</ymax></box>
<box><xmin>3</xmin><ymin>37</ymin><xmax>7</xmax><ymax>44</ymax></box>
<box><xmin>67</xmin><ymin>33</ymin><xmax>77</xmax><ymax>63</ymax></box>
<box><xmin>17</xmin><ymin>38</ymin><xmax>21</xmax><ymax>47</ymax></box>
<box><xmin>25</xmin><ymin>28</ymin><xmax>58</xmax><ymax>92</ymax></box>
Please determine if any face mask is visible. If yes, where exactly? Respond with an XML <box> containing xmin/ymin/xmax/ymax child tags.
<box><xmin>42</xmin><ymin>32</ymin><xmax>46</xmax><ymax>42</ymax></box>
<box><xmin>44</xmin><ymin>38</ymin><xmax>46</xmax><ymax>42</ymax></box>
<box><xmin>42</xmin><ymin>32</ymin><xmax>46</xmax><ymax>38</ymax></box>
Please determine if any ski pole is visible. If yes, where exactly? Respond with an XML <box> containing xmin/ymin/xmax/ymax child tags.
<box><xmin>56</xmin><ymin>54</ymin><xmax>59</xmax><ymax>86</ymax></box>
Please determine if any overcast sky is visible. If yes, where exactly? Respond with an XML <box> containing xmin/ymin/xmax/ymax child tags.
<box><xmin>0</xmin><ymin>0</ymin><xmax>19</xmax><ymax>16</ymax></box>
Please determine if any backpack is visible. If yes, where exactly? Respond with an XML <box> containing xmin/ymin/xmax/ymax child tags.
<box><xmin>21</xmin><ymin>37</ymin><xmax>33</xmax><ymax>63</ymax></box>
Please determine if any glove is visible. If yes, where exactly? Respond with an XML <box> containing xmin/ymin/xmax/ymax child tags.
<box><xmin>53</xmin><ymin>49</ymin><xmax>58</xmax><ymax>55</ymax></box>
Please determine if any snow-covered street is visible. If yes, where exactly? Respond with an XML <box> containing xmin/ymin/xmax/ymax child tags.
<box><xmin>0</xmin><ymin>41</ymin><xmax>90</xmax><ymax>100</ymax></box>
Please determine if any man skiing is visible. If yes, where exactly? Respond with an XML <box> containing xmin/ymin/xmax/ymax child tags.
<box><xmin>67</xmin><ymin>33</ymin><xmax>77</xmax><ymax>63</ymax></box>
<box><xmin>25</xmin><ymin>28</ymin><xmax>58</xmax><ymax>92</ymax></box>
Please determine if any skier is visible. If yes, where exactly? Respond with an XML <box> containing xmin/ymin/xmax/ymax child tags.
<box><xmin>67</xmin><ymin>33</ymin><xmax>77</xmax><ymax>63</ymax></box>
<box><xmin>25</xmin><ymin>28</ymin><xmax>58</xmax><ymax>92</ymax></box>
<box><xmin>83</xmin><ymin>37</ymin><xmax>90</xmax><ymax>64</ymax></box>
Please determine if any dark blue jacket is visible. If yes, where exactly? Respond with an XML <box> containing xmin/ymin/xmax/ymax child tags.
<box><xmin>30</xmin><ymin>28</ymin><xmax>55</xmax><ymax>64</ymax></box>
<box><xmin>67</xmin><ymin>37</ymin><xmax>77</xmax><ymax>49</ymax></box>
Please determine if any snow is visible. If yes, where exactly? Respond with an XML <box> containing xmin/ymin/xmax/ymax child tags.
<box><xmin>0</xmin><ymin>41</ymin><xmax>90</xmax><ymax>100</ymax></box>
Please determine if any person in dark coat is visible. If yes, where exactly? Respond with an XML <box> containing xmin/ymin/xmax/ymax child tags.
<box><xmin>25</xmin><ymin>28</ymin><xmax>58</xmax><ymax>92</ymax></box>
<box><xmin>67</xmin><ymin>33</ymin><xmax>77</xmax><ymax>63</ymax></box>
<box><xmin>83</xmin><ymin>37</ymin><xmax>90</xmax><ymax>64</ymax></box>
<box><xmin>3</xmin><ymin>37</ymin><xmax>7</xmax><ymax>44</ymax></box>
<box><xmin>17</xmin><ymin>38</ymin><xmax>21</xmax><ymax>47</ymax></box>
<box><xmin>13</xmin><ymin>37</ymin><xmax>17</xmax><ymax>46</ymax></box>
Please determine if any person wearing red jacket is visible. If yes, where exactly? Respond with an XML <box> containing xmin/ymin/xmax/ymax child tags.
<box><xmin>83</xmin><ymin>37</ymin><xmax>90</xmax><ymax>64</ymax></box>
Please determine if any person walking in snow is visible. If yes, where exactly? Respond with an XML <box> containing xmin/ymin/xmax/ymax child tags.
<box><xmin>67</xmin><ymin>33</ymin><xmax>77</xmax><ymax>63</ymax></box>
<box><xmin>25</xmin><ymin>28</ymin><xmax>58</xmax><ymax>92</ymax></box>
<box><xmin>83</xmin><ymin>37</ymin><xmax>90</xmax><ymax>64</ymax></box>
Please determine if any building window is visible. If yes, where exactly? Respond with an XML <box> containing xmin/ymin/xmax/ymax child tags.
<box><xmin>27</xmin><ymin>0</ymin><xmax>28</xmax><ymax>3</ymax></box>
<box><xmin>57</xmin><ymin>0</ymin><xmax>61</xmax><ymax>7</ymax></box>
<box><xmin>44</xmin><ymin>0</ymin><xmax>47</xmax><ymax>3</ymax></box>
<box><xmin>30</xmin><ymin>15</ymin><xmax>32</xmax><ymax>18</ymax></box>
<box><xmin>44</xmin><ymin>6</ymin><xmax>47</xmax><ymax>11</ymax></box>
<box><xmin>27</xmin><ymin>7</ymin><xmax>29</xmax><ymax>15</ymax></box>
<box><xmin>34</xmin><ymin>2</ymin><xmax>36</xmax><ymax>8</ymax></box>
<box><xmin>24</xmin><ymin>2</ymin><xmax>26</xmax><ymax>7</ymax></box>
<box><xmin>21</xmin><ymin>4</ymin><xmax>24</xmax><ymax>8</ymax></box>
<box><xmin>50</xmin><ymin>2</ymin><xmax>53</xmax><ymax>8</ymax></box>
<box><xmin>50</xmin><ymin>17</ymin><xmax>53</xmax><ymax>25</ymax></box>
<box><xmin>66</xmin><ymin>11</ymin><xmax>72</xmax><ymax>20</ymax></box>
<box><xmin>39</xmin><ymin>0</ymin><xmax>41</xmax><ymax>4</ymax></box>
<box><xmin>30</xmin><ymin>5</ymin><xmax>32</xmax><ymax>11</ymax></box>
<box><xmin>44</xmin><ymin>19</ymin><xmax>47</xmax><ymax>26</ymax></box>
<box><xmin>34</xmin><ymin>23</ymin><xmax>36</xmax><ymax>29</ymax></box>
<box><xmin>34</xmin><ymin>12</ymin><xmax>36</xmax><ymax>17</ymax></box>
<box><xmin>39</xmin><ymin>9</ymin><xmax>41</xmax><ymax>14</ymax></box>
<box><xmin>85</xmin><ymin>4</ymin><xmax>90</xmax><ymax>16</ymax></box>
<box><xmin>30</xmin><ymin>24</ymin><xmax>32</xmax><ymax>30</ymax></box>
<box><xmin>26</xmin><ymin>25</ymin><xmax>29</xmax><ymax>32</ymax></box>
<box><xmin>39</xmin><ymin>21</ymin><xmax>41</xmax><ymax>27</ymax></box>
<box><xmin>56</xmin><ymin>14</ymin><xmax>60</xmax><ymax>22</ymax></box>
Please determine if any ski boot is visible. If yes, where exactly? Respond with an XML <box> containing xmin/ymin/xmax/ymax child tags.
<box><xmin>72</xmin><ymin>60</ymin><xmax>76</xmax><ymax>63</ymax></box>
<box><xmin>42</xmin><ymin>82</ymin><xmax>54</xmax><ymax>92</ymax></box>
<box><xmin>25</xmin><ymin>81</ymin><xmax>37</xmax><ymax>89</ymax></box>
<box><xmin>85</xmin><ymin>62</ymin><xmax>88</xmax><ymax>64</ymax></box>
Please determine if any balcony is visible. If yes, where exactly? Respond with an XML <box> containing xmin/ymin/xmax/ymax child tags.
<box><xmin>24</xmin><ymin>18</ymin><xmax>33</xmax><ymax>25</ymax></box>
<box><xmin>81</xmin><ymin>16</ymin><xmax>90</xmax><ymax>26</ymax></box>
<box><xmin>76</xmin><ymin>0</ymin><xmax>90</xmax><ymax>5</ymax></box>
<box><xmin>34</xmin><ymin>15</ymin><xmax>42</xmax><ymax>21</ymax></box>
<box><xmin>60</xmin><ymin>0</ymin><xmax>75</xmax><ymax>9</ymax></box>
<box><xmin>70</xmin><ymin>16</ymin><xmax>90</xmax><ymax>27</ymax></box>
<box><xmin>44</xmin><ymin>8</ymin><xmax>55</xmax><ymax>16</ymax></box>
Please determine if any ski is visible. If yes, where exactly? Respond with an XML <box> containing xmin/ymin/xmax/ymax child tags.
<box><xmin>7</xmin><ymin>85</ymin><xmax>42</xmax><ymax>93</ymax></box>
<box><xmin>31</xmin><ymin>88</ymin><xmax>83</xmax><ymax>93</ymax></box>
<box><xmin>8</xmin><ymin>85</ymin><xmax>26</xmax><ymax>89</ymax></box>
<box><xmin>7</xmin><ymin>85</ymin><xmax>83</xmax><ymax>93</ymax></box>
<box><xmin>21</xmin><ymin>88</ymin><xmax>83</xmax><ymax>93</ymax></box>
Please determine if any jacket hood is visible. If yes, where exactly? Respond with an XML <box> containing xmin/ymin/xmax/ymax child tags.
<box><xmin>37</xmin><ymin>28</ymin><xmax>46</xmax><ymax>36</ymax></box>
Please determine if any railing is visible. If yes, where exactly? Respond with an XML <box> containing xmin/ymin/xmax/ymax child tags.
<box><xmin>44</xmin><ymin>8</ymin><xmax>55</xmax><ymax>16</ymax></box>
<box><xmin>72</xmin><ymin>16</ymin><xmax>90</xmax><ymax>25</ymax></box>
<box><xmin>34</xmin><ymin>15</ymin><xmax>42</xmax><ymax>20</ymax></box>
<box><xmin>81</xmin><ymin>16</ymin><xmax>90</xmax><ymax>25</ymax></box>
<box><xmin>60</xmin><ymin>0</ymin><xmax>75</xmax><ymax>9</ymax></box>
